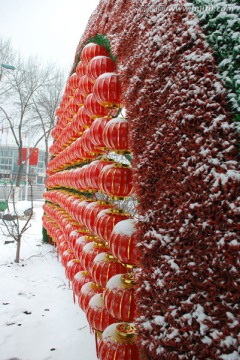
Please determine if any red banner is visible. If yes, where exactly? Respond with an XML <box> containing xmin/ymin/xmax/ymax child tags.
<box><xmin>18</xmin><ymin>148</ymin><xmax>39</xmax><ymax>166</ymax></box>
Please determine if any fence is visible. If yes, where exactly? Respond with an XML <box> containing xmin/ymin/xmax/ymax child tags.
<box><xmin>0</xmin><ymin>184</ymin><xmax>46</xmax><ymax>202</ymax></box>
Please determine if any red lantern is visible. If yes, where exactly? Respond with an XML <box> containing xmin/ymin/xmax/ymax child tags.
<box><xmin>78</xmin><ymin>281</ymin><xmax>103</xmax><ymax>312</ymax></box>
<box><xmin>86</xmin><ymin>294</ymin><xmax>116</xmax><ymax>332</ymax></box>
<box><xmin>88</xmin><ymin>117</ymin><xmax>112</xmax><ymax>148</ymax></box>
<box><xmin>103</xmin><ymin>273</ymin><xmax>136</xmax><ymax>322</ymax></box>
<box><xmin>67</xmin><ymin>97</ymin><xmax>79</xmax><ymax>116</ymax></box>
<box><xmin>83</xmin><ymin>159</ymin><xmax>114</xmax><ymax>192</ymax></box>
<box><xmin>65</xmin><ymin>259</ymin><xmax>83</xmax><ymax>282</ymax></box>
<box><xmin>78</xmin><ymin>75</ymin><xmax>94</xmax><ymax>97</ymax></box>
<box><xmin>67</xmin><ymin>73</ymin><xmax>80</xmax><ymax>91</ymax></box>
<box><xmin>79</xmin><ymin>242</ymin><xmax>108</xmax><ymax>273</ymax></box>
<box><xmin>76</xmin><ymin>61</ymin><xmax>87</xmax><ymax>77</ymax></box>
<box><xmin>99</xmin><ymin>323</ymin><xmax>139</xmax><ymax>360</ymax></box>
<box><xmin>87</xmin><ymin>56</ymin><xmax>116</xmax><ymax>82</ymax></box>
<box><xmin>102</xmin><ymin>117</ymin><xmax>129</xmax><ymax>152</ymax></box>
<box><xmin>82</xmin><ymin>200</ymin><xmax>112</xmax><ymax>232</ymax></box>
<box><xmin>61</xmin><ymin>249</ymin><xmax>75</xmax><ymax>267</ymax></box>
<box><xmin>93</xmin><ymin>73</ymin><xmax>122</xmax><ymax>108</ymax></box>
<box><xmin>84</xmin><ymin>93</ymin><xmax>115</xmax><ymax>119</ymax></box>
<box><xmin>74</xmin><ymin>106</ymin><xmax>94</xmax><ymax>128</ymax></box>
<box><xmin>73</xmin><ymin>89</ymin><xmax>85</xmax><ymax>107</ymax></box>
<box><xmin>81</xmin><ymin>43</ymin><xmax>109</xmax><ymax>65</ymax></box>
<box><xmin>74</xmin><ymin>235</ymin><xmax>94</xmax><ymax>259</ymax></box>
<box><xmin>99</xmin><ymin>163</ymin><xmax>133</xmax><ymax>198</ymax></box>
<box><xmin>72</xmin><ymin>270</ymin><xmax>92</xmax><ymax>297</ymax></box>
<box><xmin>109</xmin><ymin>219</ymin><xmax>140</xmax><ymax>266</ymax></box>
<box><xmin>58</xmin><ymin>240</ymin><xmax>69</xmax><ymax>257</ymax></box>
<box><xmin>94</xmin><ymin>209</ymin><xmax>129</xmax><ymax>243</ymax></box>
<box><xmin>91</xmin><ymin>253</ymin><xmax>128</xmax><ymax>288</ymax></box>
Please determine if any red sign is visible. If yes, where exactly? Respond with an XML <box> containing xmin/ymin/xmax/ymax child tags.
<box><xmin>18</xmin><ymin>148</ymin><xmax>39</xmax><ymax>166</ymax></box>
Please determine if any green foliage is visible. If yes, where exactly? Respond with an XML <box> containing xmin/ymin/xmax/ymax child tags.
<box><xmin>189</xmin><ymin>0</ymin><xmax>240</xmax><ymax>120</ymax></box>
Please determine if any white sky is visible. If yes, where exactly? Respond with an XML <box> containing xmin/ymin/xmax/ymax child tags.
<box><xmin>0</xmin><ymin>0</ymin><xmax>100</xmax><ymax>71</ymax></box>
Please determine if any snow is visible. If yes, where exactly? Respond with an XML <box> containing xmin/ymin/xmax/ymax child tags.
<box><xmin>0</xmin><ymin>201</ymin><xmax>97</xmax><ymax>360</ymax></box>
<box><xmin>112</xmin><ymin>218</ymin><xmax>136</xmax><ymax>236</ymax></box>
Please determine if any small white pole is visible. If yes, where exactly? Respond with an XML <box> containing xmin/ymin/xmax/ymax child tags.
<box><xmin>24</xmin><ymin>148</ymin><xmax>29</xmax><ymax>201</ymax></box>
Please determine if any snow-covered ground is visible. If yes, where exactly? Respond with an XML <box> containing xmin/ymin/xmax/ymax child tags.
<box><xmin>0</xmin><ymin>201</ymin><xmax>97</xmax><ymax>360</ymax></box>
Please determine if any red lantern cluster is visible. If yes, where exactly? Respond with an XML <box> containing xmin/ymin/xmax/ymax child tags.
<box><xmin>44</xmin><ymin>41</ymin><xmax>140</xmax><ymax>360</ymax></box>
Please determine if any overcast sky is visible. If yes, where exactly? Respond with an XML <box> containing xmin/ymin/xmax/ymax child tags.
<box><xmin>0</xmin><ymin>0</ymin><xmax>100</xmax><ymax>71</ymax></box>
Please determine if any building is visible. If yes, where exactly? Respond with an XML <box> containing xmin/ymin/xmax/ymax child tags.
<box><xmin>0</xmin><ymin>145</ymin><xmax>46</xmax><ymax>185</ymax></box>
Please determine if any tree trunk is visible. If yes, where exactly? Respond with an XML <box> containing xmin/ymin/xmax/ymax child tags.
<box><xmin>16</xmin><ymin>164</ymin><xmax>24</xmax><ymax>187</ymax></box>
<box><xmin>15</xmin><ymin>235</ymin><xmax>21</xmax><ymax>263</ymax></box>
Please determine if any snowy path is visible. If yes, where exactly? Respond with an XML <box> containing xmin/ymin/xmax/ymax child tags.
<box><xmin>0</xmin><ymin>205</ymin><xmax>97</xmax><ymax>360</ymax></box>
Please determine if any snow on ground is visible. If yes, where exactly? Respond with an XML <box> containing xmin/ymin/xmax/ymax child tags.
<box><xmin>0</xmin><ymin>201</ymin><xmax>97</xmax><ymax>360</ymax></box>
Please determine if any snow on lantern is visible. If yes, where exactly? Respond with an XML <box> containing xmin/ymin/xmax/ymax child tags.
<box><xmin>78</xmin><ymin>75</ymin><xmax>94</xmax><ymax>97</ymax></box>
<box><xmin>84</xmin><ymin>93</ymin><xmax>115</xmax><ymax>119</ymax></box>
<box><xmin>72</xmin><ymin>270</ymin><xmax>92</xmax><ymax>298</ymax></box>
<box><xmin>91</xmin><ymin>253</ymin><xmax>128</xmax><ymax>288</ymax></box>
<box><xmin>81</xmin><ymin>43</ymin><xmax>109</xmax><ymax>65</ymax></box>
<box><xmin>94</xmin><ymin>209</ymin><xmax>129</xmax><ymax>244</ymax></box>
<box><xmin>83</xmin><ymin>200</ymin><xmax>112</xmax><ymax>233</ymax></box>
<box><xmin>109</xmin><ymin>219</ymin><xmax>140</xmax><ymax>266</ymax></box>
<box><xmin>103</xmin><ymin>273</ymin><xmax>136</xmax><ymax>322</ymax></box>
<box><xmin>102</xmin><ymin>118</ymin><xmax>129</xmax><ymax>152</ymax></box>
<box><xmin>87</xmin><ymin>56</ymin><xmax>116</xmax><ymax>82</ymax></box>
<box><xmin>98</xmin><ymin>323</ymin><xmax>139</xmax><ymax>360</ymax></box>
<box><xmin>79</xmin><ymin>241</ymin><xmax>108</xmax><ymax>273</ymax></box>
<box><xmin>61</xmin><ymin>249</ymin><xmax>75</xmax><ymax>267</ymax></box>
<box><xmin>58</xmin><ymin>240</ymin><xmax>69</xmax><ymax>257</ymax></box>
<box><xmin>86</xmin><ymin>294</ymin><xmax>116</xmax><ymax>333</ymax></box>
<box><xmin>93</xmin><ymin>73</ymin><xmax>122</xmax><ymax>108</ymax></box>
<box><xmin>73</xmin><ymin>235</ymin><xmax>94</xmax><ymax>260</ymax></box>
<box><xmin>78</xmin><ymin>281</ymin><xmax>103</xmax><ymax>313</ymax></box>
<box><xmin>99</xmin><ymin>163</ymin><xmax>133</xmax><ymax>198</ymax></box>
<box><xmin>76</xmin><ymin>61</ymin><xmax>87</xmax><ymax>77</ymax></box>
<box><xmin>65</xmin><ymin>259</ymin><xmax>83</xmax><ymax>282</ymax></box>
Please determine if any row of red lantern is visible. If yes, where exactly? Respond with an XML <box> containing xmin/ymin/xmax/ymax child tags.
<box><xmin>52</xmin><ymin>48</ymin><xmax>121</xmax><ymax>142</ymax></box>
<box><xmin>43</xmin><ymin>190</ymin><xmax>140</xmax><ymax>267</ymax></box>
<box><xmin>50</xmin><ymin>94</ymin><xmax>119</xmax><ymax>156</ymax></box>
<box><xmin>42</xmin><ymin>208</ymin><xmax>137</xmax><ymax>326</ymax></box>
<box><xmin>46</xmin><ymin>160</ymin><xmax>133</xmax><ymax>199</ymax></box>
<box><xmin>48</xmin><ymin>115</ymin><xmax>129</xmax><ymax>172</ymax></box>
<box><xmin>45</xmin><ymin>42</ymin><xmax>139</xmax><ymax>360</ymax></box>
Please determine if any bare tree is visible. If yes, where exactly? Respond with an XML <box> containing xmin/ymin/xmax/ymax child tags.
<box><xmin>31</xmin><ymin>70</ymin><xmax>66</xmax><ymax>167</ymax></box>
<box><xmin>0</xmin><ymin>38</ymin><xmax>66</xmax><ymax>197</ymax></box>
<box><xmin>1</xmin><ymin>182</ymin><xmax>34</xmax><ymax>263</ymax></box>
